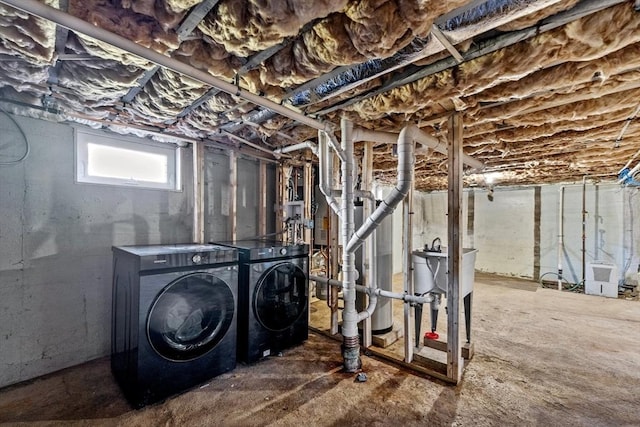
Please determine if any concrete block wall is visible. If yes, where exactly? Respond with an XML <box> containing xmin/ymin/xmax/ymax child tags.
<box><xmin>0</xmin><ymin>115</ymin><xmax>271</xmax><ymax>388</ymax></box>
<box><xmin>387</xmin><ymin>183</ymin><xmax>637</xmax><ymax>284</ymax></box>
<box><xmin>0</xmin><ymin>116</ymin><xmax>192</xmax><ymax>388</ymax></box>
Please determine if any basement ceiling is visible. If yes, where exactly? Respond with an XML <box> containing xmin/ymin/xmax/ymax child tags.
<box><xmin>1</xmin><ymin>0</ymin><xmax>639</xmax><ymax>190</ymax></box>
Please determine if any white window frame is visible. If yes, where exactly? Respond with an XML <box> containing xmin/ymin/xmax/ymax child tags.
<box><xmin>75</xmin><ymin>128</ymin><xmax>181</xmax><ymax>191</ymax></box>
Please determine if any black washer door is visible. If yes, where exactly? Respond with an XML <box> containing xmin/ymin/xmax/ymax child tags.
<box><xmin>254</xmin><ymin>262</ymin><xmax>307</xmax><ymax>331</ymax></box>
<box><xmin>147</xmin><ymin>272</ymin><xmax>234</xmax><ymax>361</ymax></box>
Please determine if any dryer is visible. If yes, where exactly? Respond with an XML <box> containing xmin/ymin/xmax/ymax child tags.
<box><xmin>214</xmin><ymin>240</ymin><xmax>309</xmax><ymax>364</ymax></box>
<box><xmin>111</xmin><ymin>244</ymin><xmax>238</xmax><ymax>407</ymax></box>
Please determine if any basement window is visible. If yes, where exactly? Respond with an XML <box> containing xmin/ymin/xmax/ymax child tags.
<box><xmin>75</xmin><ymin>129</ymin><xmax>181</xmax><ymax>190</ymax></box>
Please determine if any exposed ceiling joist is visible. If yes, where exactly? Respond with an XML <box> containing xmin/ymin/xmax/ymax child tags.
<box><xmin>175</xmin><ymin>0</ymin><xmax>221</xmax><ymax>40</ymax></box>
<box><xmin>430</xmin><ymin>25</ymin><xmax>463</xmax><ymax>63</ymax></box>
<box><xmin>315</xmin><ymin>0</ymin><xmax>627</xmax><ymax>116</ymax></box>
<box><xmin>176</xmin><ymin>87</ymin><xmax>221</xmax><ymax>119</ymax></box>
<box><xmin>227</xmin><ymin>0</ymin><xmax>609</xmax><ymax>132</ymax></box>
<box><xmin>0</xmin><ymin>0</ymin><xmax>637</xmax><ymax>190</ymax></box>
<box><xmin>122</xmin><ymin>0</ymin><xmax>222</xmax><ymax>105</ymax></box>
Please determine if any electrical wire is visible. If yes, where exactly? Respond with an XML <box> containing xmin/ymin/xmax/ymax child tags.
<box><xmin>0</xmin><ymin>107</ymin><xmax>30</xmax><ymax>165</ymax></box>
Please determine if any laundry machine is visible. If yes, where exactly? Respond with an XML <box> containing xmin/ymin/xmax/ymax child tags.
<box><xmin>111</xmin><ymin>244</ymin><xmax>238</xmax><ymax>407</ymax></box>
<box><xmin>214</xmin><ymin>240</ymin><xmax>309</xmax><ymax>364</ymax></box>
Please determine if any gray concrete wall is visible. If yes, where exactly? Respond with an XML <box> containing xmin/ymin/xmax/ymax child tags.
<box><xmin>629</xmin><ymin>187</ymin><xmax>640</xmax><ymax>285</ymax></box>
<box><xmin>389</xmin><ymin>183</ymin><xmax>631</xmax><ymax>283</ymax></box>
<box><xmin>539</xmin><ymin>183</ymin><xmax>625</xmax><ymax>285</ymax></box>
<box><xmin>0</xmin><ymin>116</ymin><xmax>193</xmax><ymax>387</ymax></box>
<box><xmin>0</xmin><ymin>115</ymin><xmax>274</xmax><ymax>388</ymax></box>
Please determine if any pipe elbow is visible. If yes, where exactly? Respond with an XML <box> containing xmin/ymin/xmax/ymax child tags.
<box><xmin>357</xmin><ymin>292</ymin><xmax>377</xmax><ymax>322</ymax></box>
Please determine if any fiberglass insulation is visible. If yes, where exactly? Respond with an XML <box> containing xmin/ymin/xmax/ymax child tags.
<box><xmin>351</xmin><ymin>3</ymin><xmax>640</xmax><ymax>121</ymax></box>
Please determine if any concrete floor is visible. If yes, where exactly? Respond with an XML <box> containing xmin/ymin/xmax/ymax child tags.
<box><xmin>1</xmin><ymin>273</ymin><xmax>638</xmax><ymax>426</ymax></box>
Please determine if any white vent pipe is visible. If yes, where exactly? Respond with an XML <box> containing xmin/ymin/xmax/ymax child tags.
<box><xmin>309</xmin><ymin>275</ymin><xmax>433</xmax><ymax>305</ymax></box>
<box><xmin>351</xmin><ymin>126</ymin><xmax>485</xmax><ymax>170</ymax></box>
<box><xmin>340</xmin><ymin>119</ymin><xmax>360</xmax><ymax>372</ymax></box>
<box><xmin>326</xmin><ymin>120</ymin><xmax>484</xmax><ymax>372</ymax></box>
<box><xmin>346</xmin><ymin>126</ymin><xmax>415</xmax><ymax>327</ymax></box>
<box><xmin>273</xmin><ymin>141</ymin><xmax>318</xmax><ymax>156</ymax></box>
<box><xmin>317</xmin><ymin>131</ymin><xmax>341</xmax><ymax>217</ymax></box>
<box><xmin>219</xmin><ymin>130</ymin><xmax>279</xmax><ymax>157</ymax></box>
<box><xmin>4</xmin><ymin>0</ymin><xmax>333</xmax><ymax>134</ymax></box>
<box><xmin>348</xmin><ymin>125</ymin><xmax>435</xmax><ymax>255</ymax></box>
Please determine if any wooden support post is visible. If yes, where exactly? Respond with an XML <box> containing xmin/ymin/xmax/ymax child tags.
<box><xmin>329</xmin><ymin>151</ymin><xmax>340</xmax><ymax>336</ymax></box>
<box><xmin>228</xmin><ymin>150</ymin><xmax>237</xmax><ymax>241</ymax></box>
<box><xmin>192</xmin><ymin>141</ymin><xmax>205</xmax><ymax>244</ymax></box>
<box><xmin>304</xmin><ymin>162</ymin><xmax>313</xmax><ymax>245</ymax></box>
<box><xmin>259</xmin><ymin>160</ymin><xmax>267</xmax><ymax>237</ymax></box>
<box><xmin>403</xmin><ymin>157</ymin><xmax>415</xmax><ymax>363</ymax></box>
<box><xmin>275</xmin><ymin>164</ymin><xmax>285</xmax><ymax>243</ymax></box>
<box><xmin>329</xmin><ymin>207</ymin><xmax>340</xmax><ymax>336</ymax></box>
<box><xmin>447</xmin><ymin>113</ymin><xmax>463</xmax><ymax>383</ymax></box>
<box><xmin>361</xmin><ymin>142</ymin><xmax>374</xmax><ymax>348</ymax></box>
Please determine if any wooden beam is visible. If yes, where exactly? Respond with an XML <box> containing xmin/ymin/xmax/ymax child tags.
<box><xmin>228</xmin><ymin>150</ymin><xmax>237</xmax><ymax>241</ymax></box>
<box><xmin>276</xmin><ymin>164</ymin><xmax>285</xmax><ymax>243</ymax></box>
<box><xmin>402</xmin><ymin>156</ymin><xmax>415</xmax><ymax>363</ymax></box>
<box><xmin>315</xmin><ymin>0</ymin><xmax>625</xmax><ymax>116</ymax></box>
<box><xmin>361</xmin><ymin>142</ymin><xmax>374</xmax><ymax>349</ymax></box>
<box><xmin>123</xmin><ymin>0</ymin><xmax>221</xmax><ymax>104</ymax></box>
<box><xmin>304</xmin><ymin>162</ymin><xmax>313</xmax><ymax>245</ymax></box>
<box><xmin>192</xmin><ymin>141</ymin><xmax>205</xmax><ymax>243</ymax></box>
<box><xmin>447</xmin><ymin>112</ymin><xmax>463</xmax><ymax>383</ymax></box>
<box><xmin>431</xmin><ymin>24</ymin><xmax>463</xmax><ymax>63</ymax></box>
<box><xmin>258</xmin><ymin>160</ymin><xmax>267</xmax><ymax>236</ymax></box>
<box><xmin>479</xmin><ymin>78</ymin><xmax>640</xmax><ymax>122</ymax></box>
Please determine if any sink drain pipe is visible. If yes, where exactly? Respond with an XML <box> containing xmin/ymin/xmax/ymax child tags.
<box><xmin>340</xmin><ymin>121</ymin><xmax>416</xmax><ymax>372</ymax></box>
<box><xmin>313</xmin><ymin>121</ymin><xmax>482</xmax><ymax>372</ymax></box>
<box><xmin>309</xmin><ymin>275</ymin><xmax>433</xmax><ymax>305</ymax></box>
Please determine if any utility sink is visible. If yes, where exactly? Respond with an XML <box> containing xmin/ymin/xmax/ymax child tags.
<box><xmin>412</xmin><ymin>248</ymin><xmax>478</xmax><ymax>296</ymax></box>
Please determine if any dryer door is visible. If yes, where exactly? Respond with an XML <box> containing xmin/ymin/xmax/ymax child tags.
<box><xmin>254</xmin><ymin>262</ymin><xmax>307</xmax><ymax>331</ymax></box>
<box><xmin>147</xmin><ymin>272</ymin><xmax>235</xmax><ymax>361</ymax></box>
